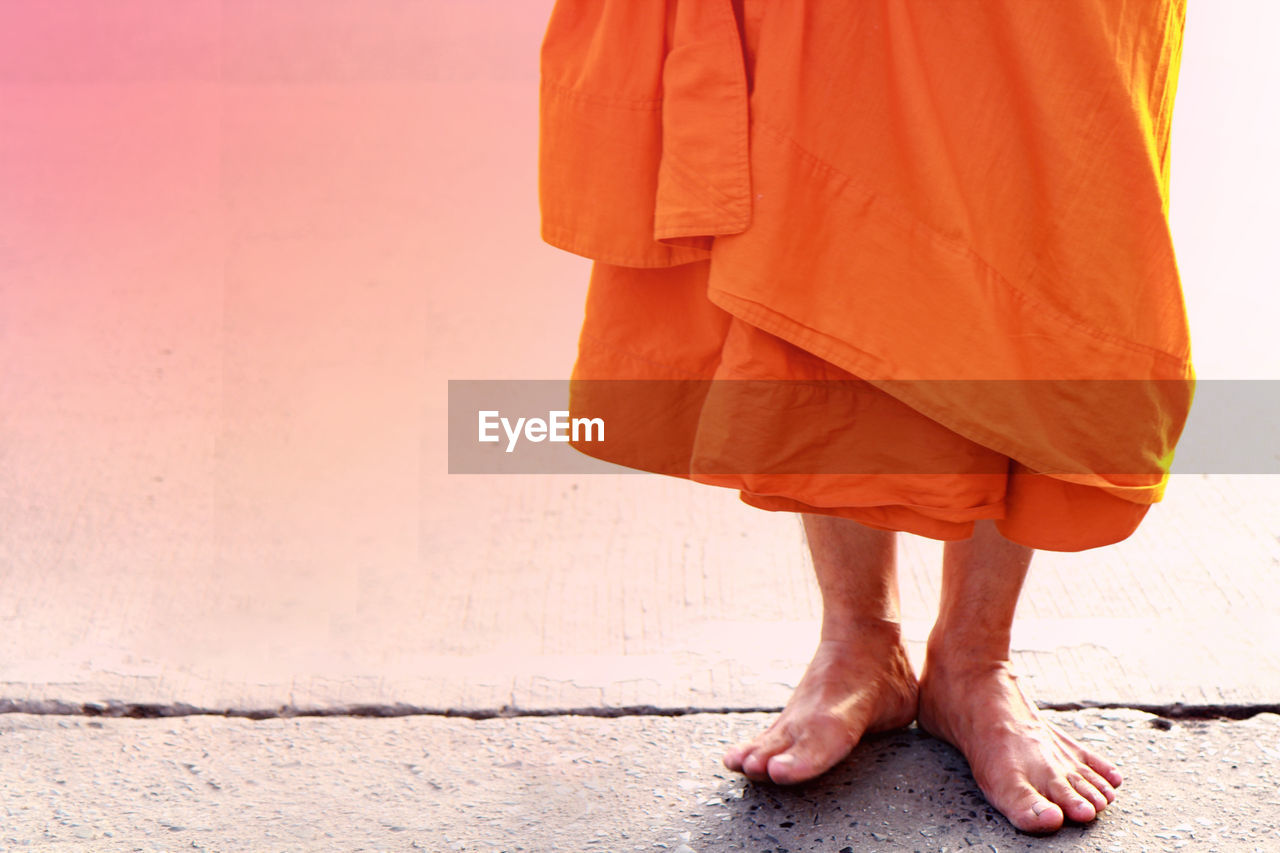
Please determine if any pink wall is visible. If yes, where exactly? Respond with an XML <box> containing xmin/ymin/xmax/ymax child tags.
<box><xmin>0</xmin><ymin>0</ymin><xmax>584</xmax><ymax>514</ymax></box>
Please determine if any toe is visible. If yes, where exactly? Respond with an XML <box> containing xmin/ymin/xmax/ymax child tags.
<box><xmin>1088</xmin><ymin>755</ymin><xmax>1122</xmax><ymax>789</ymax></box>
<box><xmin>722</xmin><ymin>743</ymin><xmax>748</xmax><ymax>772</ymax></box>
<box><xmin>1054</xmin><ymin>729</ymin><xmax>1122</xmax><ymax>788</ymax></box>
<box><xmin>1001</xmin><ymin>785</ymin><xmax>1065</xmax><ymax>834</ymax></box>
<box><xmin>740</xmin><ymin>729</ymin><xmax>795</xmax><ymax>782</ymax></box>
<box><xmin>765</xmin><ymin>742</ymin><xmax>840</xmax><ymax>786</ymax></box>
<box><xmin>1101</xmin><ymin>765</ymin><xmax>1122</xmax><ymax>788</ymax></box>
<box><xmin>1075</xmin><ymin>763</ymin><xmax>1117</xmax><ymax>804</ymax></box>
<box><xmin>1047</xmin><ymin>777</ymin><xmax>1098</xmax><ymax>823</ymax></box>
<box><xmin>1066</xmin><ymin>771</ymin><xmax>1109</xmax><ymax>814</ymax></box>
<box><xmin>766</xmin><ymin>718</ymin><xmax>856</xmax><ymax>785</ymax></box>
<box><xmin>740</xmin><ymin>751</ymin><xmax>772</xmax><ymax>781</ymax></box>
<box><xmin>765</xmin><ymin>752</ymin><xmax>804</xmax><ymax>784</ymax></box>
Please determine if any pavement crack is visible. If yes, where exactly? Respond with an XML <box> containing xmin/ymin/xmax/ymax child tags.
<box><xmin>0</xmin><ymin>698</ymin><xmax>1277</xmax><ymax>721</ymax></box>
<box><xmin>1041</xmin><ymin>700</ymin><xmax>1280</xmax><ymax>721</ymax></box>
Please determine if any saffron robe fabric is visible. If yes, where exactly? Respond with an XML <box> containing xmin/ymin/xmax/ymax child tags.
<box><xmin>537</xmin><ymin>0</ymin><xmax>1195</xmax><ymax>552</ymax></box>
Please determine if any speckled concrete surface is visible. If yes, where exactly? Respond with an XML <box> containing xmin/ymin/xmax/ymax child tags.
<box><xmin>2</xmin><ymin>709</ymin><xmax>1277</xmax><ymax>852</ymax></box>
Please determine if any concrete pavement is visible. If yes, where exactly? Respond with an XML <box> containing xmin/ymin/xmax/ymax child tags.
<box><xmin>3</xmin><ymin>709</ymin><xmax>1279</xmax><ymax>851</ymax></box>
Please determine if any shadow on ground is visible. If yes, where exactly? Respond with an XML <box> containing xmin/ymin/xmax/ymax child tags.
<box><xmin>657</xmin><ymin>724</ymin><xmax>1096</xmax><ymax>853</ymax></box>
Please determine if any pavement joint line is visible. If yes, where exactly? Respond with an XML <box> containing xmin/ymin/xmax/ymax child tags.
<box><xmin>2</xmin><ymin>698</ymin><xmax>1279</xmax><ymax>721</ymax></box>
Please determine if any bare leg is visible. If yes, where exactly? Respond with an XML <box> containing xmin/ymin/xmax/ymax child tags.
<box><xmin>722</xmin><ymin>514</ymin><xmax>918</xmax><ymax>784</ymax></box>
<box><xmin>918</xmin><ymin>519</ymin><xmax>1124</xmax><ymax>833</ymax></box>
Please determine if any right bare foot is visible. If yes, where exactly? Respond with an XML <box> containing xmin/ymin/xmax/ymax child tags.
<box><xmin>917</xmin><ymin>652</ymin><xmax>1122</xmax><ymax>834</ymax></box>
<box><xmin>722</xmin><ymin>621</ymin><xmax>919</xmax><ymax>785</ymax></box>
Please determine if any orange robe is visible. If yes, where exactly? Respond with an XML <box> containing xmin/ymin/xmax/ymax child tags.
<box><xmin>538</xmin><ymin>0</ymin><xmax>1195</xmax><ymax>552</ymax></box>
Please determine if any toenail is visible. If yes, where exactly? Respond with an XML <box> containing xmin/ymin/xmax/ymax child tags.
<box><xmin>773</xmin><ymin>754</ymin><xmax>795</xmax><ymax>765</ymax></box>
<box><xmin>1031</xmin><ymin>801</ymin><xmax>1050</xmax><ymax>816</ymax></box>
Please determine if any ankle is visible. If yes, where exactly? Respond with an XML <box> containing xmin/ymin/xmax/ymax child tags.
<box><xmin>923</xmin><ymin>626</ymin><xmax>1013</xmax><ymax>677</ymax></box>
<box><xmin>818</xmin><ymin>615</ymin><xmax>905</xmax><ymax>645</ymax></box>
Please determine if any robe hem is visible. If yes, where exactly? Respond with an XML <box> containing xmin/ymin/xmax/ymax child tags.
<box><xmin>706</xmin><ymin>286</ymin><xmax>1167</xmax><ymax>505</ymax></box>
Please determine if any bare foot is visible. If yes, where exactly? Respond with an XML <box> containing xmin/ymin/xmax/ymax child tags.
<box><xmin>918</xmin><ymin>654</ymin><xmax>1123</xmax><ymax>834</ymax></box>
<box><xmin>722</xmin><ymin>622</ymin><xmax>918</xmax><ymax>785</ymax></box>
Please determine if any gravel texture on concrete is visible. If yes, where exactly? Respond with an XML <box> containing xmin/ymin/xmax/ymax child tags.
<box><xmin>2</xmin><ymin>709</ymin><xmax>1278</xmax><ymax>852</ymax></box>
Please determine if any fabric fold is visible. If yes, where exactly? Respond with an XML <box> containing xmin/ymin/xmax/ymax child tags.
<box><xmin>539</xmin><ymin>0</ymin><xmax>1195</xmax><ymax>551</ymax></box>
<box><xmin>538</xmin><ymin>0</ymin><xmax>752</xmax><ymax>264</ymax></box>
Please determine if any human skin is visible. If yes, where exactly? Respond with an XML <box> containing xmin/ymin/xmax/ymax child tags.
<box><xmin>722</xmin><ymin>515</ymin><xmax>1122</xmax><ymax>833</ymax></box>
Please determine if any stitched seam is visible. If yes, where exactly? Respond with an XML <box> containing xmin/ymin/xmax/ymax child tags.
<box><xmin>542</xmin><ymin>225</ymin><xmax>709</xmax><ymax>268</ymax></box>
<box><xmin>541</xmin><ymin>79</ymin><xmax>662</xmax><ymax>110</ymax></box>
<box><xmin>578</xmin><ymin>329</ymin><xmax>720</xmax><ymax>379</ymax></box>
<box><xmin>752</xmin><ymin>116</ymin><xmax>1188</xmax><ymax>369</ymax></box>
<box><xmin>741</xmin><ymin>490</ymin><xmax>1007</xmax><ymax>517</ymax></box>
<box><xmin>658</xmin><ymin>146</ymin><xmax>750</xmax><ymax>219</ymax></box>
<box><xmin>656</xmin><ymin>2</ymin><xmax>752</xmax><ymax>224</ymax></box>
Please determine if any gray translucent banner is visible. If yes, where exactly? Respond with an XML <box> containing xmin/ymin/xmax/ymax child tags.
<box><xmin>447</xmin><ymin>379</ymin><xmax>1280</xmax><ymax>475</ymax></box>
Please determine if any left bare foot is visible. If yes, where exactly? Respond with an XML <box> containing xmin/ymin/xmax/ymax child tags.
<box><xmin>918</xmin><ymin>652</ymin><xmax>1123</xmax><ymax>834</ymax></box>
<box><xmin>723</xmin><ymin>620</ymin><xmax>918</xmax><ymax>785</ymax></box>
